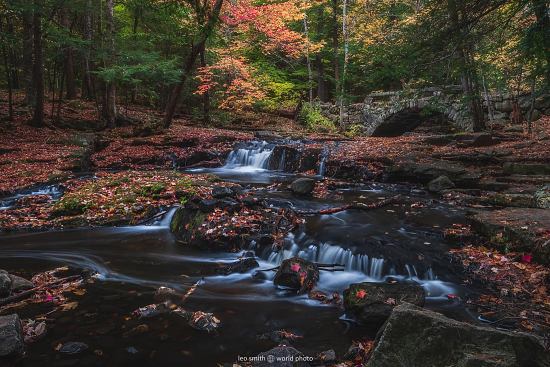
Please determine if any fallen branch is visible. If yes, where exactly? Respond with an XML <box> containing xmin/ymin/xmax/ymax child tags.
<box><xmin>0</xmin><ymin>275</ymin><xmax>82</xmax><ymax>307</ymax></box>
<box><xmin>295</xmin><ymin>195</ymin><xmax>402</xmax><ymax>215</ymax></box>
<box><xmin>136</xmin><ymin>210</ymin><xmax>168</xmax><ymax>225</ymax></box>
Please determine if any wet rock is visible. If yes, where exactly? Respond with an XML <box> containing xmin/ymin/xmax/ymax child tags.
<box><xmin>9</xmin><ymin>275</ymin><xmax>34</xmax><ymax>293</ymax></box>
<box><xmin>503</xmin><ymin>162</ymin><xmax>550</xmax><ymax>175</ymax></box>
<box><xmin>212</xmin><ymin>186</ymin><xmax>234</xmax><ymax>199</ymax></box>
<box><xmin>273</xmin><ymin>257</ymin><xmax>319</xmax><ymax>294</ymax></box>
<box><xmin>198</xmin><ymin>199</ymin><xmax>219</xmax><ymax>212</ymax></box>
<box><xmin>343</xmin><ymin>282</ymin><xmax>425</xmax><ymax>325</ymax></box>
<box><xmin>427</xmin><ymin>175</ymin><xmax>455</xmax><ymax>192</ymax></box>
<box><xmin>317</xmin><ymin>349</ymin><xmax>336</xmax><ymax>363</ymax></box>
<box><xmin>0</xmin><ymin>314</ymin><xmax>24</xmax><ymax>357</ymax></box>
<box><xmin>366</xmin><ymin>303</ymin><xmax>549</xmax><ymax>367</ymax></box>
<box><xmin>254</xmin><ymin>345</ymin><xmax>310</xmax><ymax>367</ymax></box>
<box><xmin>0</xmin><ymin>271</ymin><xmax>12</xmax><ymax>298</ymax></box>
<box><xmin>534</xmin><ymin>184</ymin><xmax>550</xmax><ymax>209</ymax></box>
<box><xmin>216</xmin><ymin>258</ymin><xmax>259</xmax><ymax>275</ymax></box>
<box><xmin>290</xmin><ymin>178</ymin><xmax>316</xmax><ymax>195</ymax></box>
<box><xmin>218</xmin><ymin>198</ymin><xmax>241</xmax><ymax>212</ymax></box>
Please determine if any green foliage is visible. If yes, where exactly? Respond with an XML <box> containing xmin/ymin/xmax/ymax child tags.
<box><xmin>136</xmin><ymin>183</ymin><xmax>165</xmax><ymax>198</ymax></box>
<box><xmin>344</xmin><ymin>124</ymin><xmax>364</xmax><ymax>138</ymax></box>
<box><xmin>299</xmin><ymin>102</ymin><xmax>336</xmax><ymax>133</ymax></box>
<box><xmin>53</xmin><ymin>197</ymin><xmax>87</xmax><ymax>216</ymax></box>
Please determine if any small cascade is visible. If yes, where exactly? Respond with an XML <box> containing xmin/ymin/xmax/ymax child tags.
<box><xmin>318</xmin><ymin>146</ymin><xmax>329</xmax><ymax>177</ymax></box>
<box><xmin>223</xmin><ymin>141</ymin><xmax>274</xmax><ymax>170</ymax></box>
<box><xmin>0</xmin><ymin>184</ymin><xmax>64</xmax><ymax>210</ymax></box>
<box><xmin>277</xmin><ymin>149</ymin><xmax>286</xmax><ymax>171</ymax></box>
<box><xmin>151</xmin><ymin>207</ymin><xmax>179</xmax><ymax>227</ymax></box>
<box><xmin>266</xmin><ymin>238</ymin><xmax>386</xmax><ymax>280</ymax></box>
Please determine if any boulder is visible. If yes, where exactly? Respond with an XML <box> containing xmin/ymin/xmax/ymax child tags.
<box><xmin>211</xmin><ymin>186</ymin><xmax>234</xmax><ymax>199</ymax></box>
<box><xmin>534</xmin><ymin>184</ymin><xmax>550</xmax><ymax>209</ymax></box>
<box><xmin>0</xmin><ymin>314</ymin><xmax>24</xmax><ymax>357</ymax></box>
<box><xmin>343</xmin><ymin>282</ymin><xmax>425</xmax><ymax>325</ymax></box>
<box><xmin>8</xmin><ymin>275</ymin><xmax>34</xmax><ymax>293</ymax></box>
<box><xmin>0</xmin><ymin>271</ymin><xmax>12</xmax><ymax>298</ymax></box>
<box><xmin>366</xmin><ymin>303</ymin><xmax>549</xmax><ymax>367</ymax></box>
<box><xmin>253</xmin><ymin>345</ymin><xmax>310</xmax><ymax>367</ymax></box>
<box><xmin>387</xmin><ymin>161</ymin><xmax>466</xmax><ymax>184</ymax></box>
<box><xmin>428</xmin><ymin>175</ymin><xmax>455</xmax><ymax>192</ymax></box>
<box><xmin>273</xmin><ymin>257</ymin><xmax>319</xmax><ymax>294</ymax></box>
<box><xmin>468</xmin><ymin>133</ymin><xmax>497</xmax><ymax>147</ymax></box>
<box><xmin>290</xmin><ymin>178</ymin><xmax>316</xmax><ymax>195</ymax></box>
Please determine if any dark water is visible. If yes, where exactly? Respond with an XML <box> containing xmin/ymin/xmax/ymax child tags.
<box><xmin>0</xmin><ymin>145</ymin><xmax>475</xmax><ymax>366</ymax></box>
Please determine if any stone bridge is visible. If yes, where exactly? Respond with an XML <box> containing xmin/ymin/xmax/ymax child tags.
<box><xmin>319</xmin><ymin>87</ymin><xmax>549</xmax><ymax>136</ymax></box>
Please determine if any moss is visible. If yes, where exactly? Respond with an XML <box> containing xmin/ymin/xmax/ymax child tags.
<box><xmin>53</xmin><ymin>197</ymin><xmax>87</xmax><ymax>216</ymax></box>
<box><xmin>136</xmin><ymin>182</ymin><xmax>166</xmax><ymax>198</ymax></box>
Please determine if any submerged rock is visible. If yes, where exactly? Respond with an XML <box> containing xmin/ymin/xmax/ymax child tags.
<box><xmin>343</xmin><ymin>282</ymin><xmax>425</xmax><ymax>324</ymax></box>
<box><xmin>216</xmin><ymin>258</ymin><xmax>259</xmax><ymax>275</ymax></box>
<box><xmin>366</xmin><ymin>303</ymin><xmax>549</xmax><ymax>367</ymax></box>
<box><xmin>273</xmin><ymin>257</ymin><xmax>319</xmax><ymax>294</ymax></box>
<box><xmin>57</xmin><ymin>341</ymin><xmax>89</xmax><ymax>355</ymax></box>
<box><xmin>290</xmin><ymin>178</ymin><xmax>316</xmax><ymax>195</ymax></box>
<box><xmin>427</xmin><ymin>175</ymin><xmax>455</xmax><ymax>192</ymax></box>
<box><xmin>0</xmin><ymin>314</ymin><xmax>24</xmax><ymax>357</ymax></box>
<box><xmin>0</xmin><ymin>271</ymin><xmax>12</xmax><ymax>298</ymax></box>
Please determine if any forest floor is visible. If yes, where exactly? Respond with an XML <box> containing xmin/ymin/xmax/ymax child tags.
<box><xmin>1</xmin><ymin>93</ymin><xmax>549</xmax><ymax>349</ymax></box>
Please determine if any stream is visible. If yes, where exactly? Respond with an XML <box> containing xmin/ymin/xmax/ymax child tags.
<box><xmin>0</xmin><ymin>141</ymin><xmax>475</xmax><ymax>366</ymax></box>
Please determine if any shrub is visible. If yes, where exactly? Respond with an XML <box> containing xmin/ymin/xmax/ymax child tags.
<box><xmin>298</xmin><ymin>102</ymin><xmax>336</xmax><ymax>133</ymax></box>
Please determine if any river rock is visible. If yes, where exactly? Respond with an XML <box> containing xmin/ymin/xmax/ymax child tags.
<box><xmin>58</xmin><ymin>341</ymin><xmax>89</xmax><ymax>355</ymax></box>
<box><xmin>366</xmin><ymin>303</ymin><xmax>549</xmax><ymax>367</ymax></box>
<box><xmin>216</xmin><ymin>258</ymin><xmax>259</xmax><ymax>275</ymax></box>
<box><xmin>427</xmin><ymin>175</ymin><xmax>455</xmax><ymax>192</ymax></box>
<box><xmin>343</xmin><ymin>282</ymin><xmax>425</xmax><ymax>324</ymax></box>
<box><xmin>0</xmin><ymin>271</ymin><xmax>12</xmax><ymax>298</ymax></box>
<box><xmin>273</xmin><ymin>257</ymin><xmax>319</xmax><ymax>294</ymax></box>
<box><xmin>290</xmin><ymin>178</ymin><xmax>316</xmax><ymax>195</ymax></box>
<box><xmin>253</xmin><ymin>345</ymin><xmax>310</xmax><ymax>367</ymax></box>
<box><xmin>9</xmin><ymin>275</ymin><xmax>34</xmax><ymax>293</ymax></box>
<box><xmin>0</xmin><ymin>314</ymin><xmax>24</xmax><ymax>357</ymax></box>
<box><xmin>387</xmin><ymin>160</ymin><xmax>466</xmax><ymax>184</ymax></box>
<box><xmin>212</xmin><ymin>186</ymin><xmax>234</xmax><ymax>199</ymax></box>
<box><xmin>534</xmin><ymin>184</ymin><xmax>550</xmax><ymax>209</ymax></box>
<box><xmin>468</xmin><ymin>133</ymin><xmax>497</xmax><ymax>147</ymax></box>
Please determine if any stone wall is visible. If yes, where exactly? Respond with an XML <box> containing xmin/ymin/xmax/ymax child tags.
<box><xmin>319</xmin><ymin>87</ymin><xmax>550</xmax><ymax>135</ymax></box>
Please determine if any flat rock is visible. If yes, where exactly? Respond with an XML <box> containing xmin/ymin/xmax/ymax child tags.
<box><xmin>0</xmin><ymin>314</ymin><xmax>24</xmax><ymax>357</ymax></box>
<box><xmin>211</xmin><ymin>186</ymin><xmax>234</xmax><ymax>199</ymax></box>
<box><xmin>366</xmin><ymin>303</ymin><xmax>549</xmax><ymax>367</ymax></box>
<box><xmin>343</xmin><ymin>282</ymin><xmax>425</xmax><ymax>325</ymax></box>
<box><xmin>253</xmin><ymin>345</ymin><xmax>310</xmax><ymax>367</ymax></box>
<box><xmin>503</xmin><ymin>162</ymin><xmax>550</xmax><ymax>175</ymax></box>
<box><xmin>471</xmin><ymin>208</ymin><xmax>550</xmax><ymax>263</ymax></box>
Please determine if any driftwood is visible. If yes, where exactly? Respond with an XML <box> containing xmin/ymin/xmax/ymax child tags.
<box><xmin>136</xmin><ymin>210</ymin><xmax>167</xmax><ymax>225</ymax></box>
<box><xmin>295</xmin><ymin>195</ymin><xmax>402</xmax><ymax>216</ymax></box>
<box><xmin>0</xmin><ymin>275</ymin><xmax>82</xmax><ymax>307</ymax></box>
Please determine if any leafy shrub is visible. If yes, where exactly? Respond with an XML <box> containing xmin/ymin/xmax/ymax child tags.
<box><xmin>299</xmin><ymin>102</ymin><xmax>336</xmax><ymax>133</ymax></box>
<box><xmin>345</xmin><ymin>124</ymin><xmax>364</xmax><ymax>137</ymax></box>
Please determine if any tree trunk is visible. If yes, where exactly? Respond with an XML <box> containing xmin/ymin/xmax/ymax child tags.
<box><xmin>102</xmin><ymin>0</ymin><xmax>117</xmax><ymax>127</ymax></box>
<box><xmin>0</xmin><ymin>20</ymin><xmax>14</xmax><ymax>121</ymax></box>
<box><xmin>448</xmin><ymin>0</ymin><xmax>485</xmax><ymax>132</ymax></box>
<box><xmin>331</xmin><ymin>0</ymin><xmax>339</xmax><ymax>98</ymax></box>
<box><xmin>338</xmin><ymin>0</ymin><xmax>349</xmax><ymax>129</ymax></box>
<box><xmin>532</xmin><ymin>0</ymin><xmax>549</xmax><ymax>87</ymax></box>
<box><xmin>200</xmin><ymin>47</ymin><xmax>210</xmax><ymax>124</ymax></box>
<box><xmin>61</xmin><ymin>10</ymin><xmax>77</xmax><ymax>99</ymax></box>
<box><xmin>303</xmin><ymin>13</ymin><xmax>313</xmax><ymax>103</ymax></box>
<box><xmin>22</xmin><ymin>8</ymin><xmax>34</xmax><ymax>106</ymax></box>
<box><xmin>30</xmin><ymin>0</ymin><xmax>44</xmax><ymax>128</ymax></box>
<box><xmin>163</xmin><ymin>0</ymin><xmax>224</xmax><ymax>129</ymax></box>
<box><xmin>316</xmin><ymin>54</ymin><xmax>328</xmax><ymax>102</ymax></box>
<box><xmin>82</xmin><ymin>0</ymin><xmax>94</xmax><ymax>100</ymax></box>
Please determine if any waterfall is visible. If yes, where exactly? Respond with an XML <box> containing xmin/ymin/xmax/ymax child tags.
<box><xmin>318</xmin><ymin>146</ymin><xmax>329</xmax><ymax>177</ymax></box>
<box><xmin>223</xmin><ymin>141</ymin><xmax>274</xmax><ymax>170</ymax></box>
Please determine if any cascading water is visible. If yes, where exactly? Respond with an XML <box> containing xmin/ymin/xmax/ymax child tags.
<box><xmin>318</xmin><ymin>145</ymin><xmax>329</xmax><ymax>177</ymax></box>
<box><xmin>0</xmin><ymin>184</ymin><xmax>64</xmax><ymax>210</ymax></box>
<box><xmin>223</xmin><ymin>141</ymin><xmax>274</xmax><ymax>171</ymax></box>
